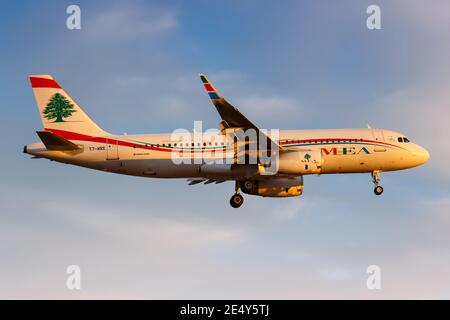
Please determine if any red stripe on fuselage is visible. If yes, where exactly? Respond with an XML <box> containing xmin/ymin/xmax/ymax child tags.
<box><xmin>44</xmin><ymin>128</ymin><xmax>225</xmax><ymax>154</ymax></box>
<box><xmin>44</xmin><ymin>129</ymin><xmax>403</xmax><ymax>153</ymax></box>
<box><xmin>279</xmin><ymin>137</ymin><xmax>402</xmax><ymax>149</ymax></box>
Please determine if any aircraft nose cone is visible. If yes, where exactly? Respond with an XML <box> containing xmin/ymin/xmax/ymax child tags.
<box><xmin>422</xmin><ymin>149</ymin><xmax>430</xmax><ymax>163</ymax></box>
<box><xmin>412</xmin><ymin>147</ymin><xmax>430</xmax><ymax>165</ymax></box>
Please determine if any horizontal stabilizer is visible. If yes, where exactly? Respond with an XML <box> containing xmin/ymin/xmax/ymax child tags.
<box><xmin>36</xmin><ymin>131</ymin><xmax>80</xmax><ymax>151</ymax></box>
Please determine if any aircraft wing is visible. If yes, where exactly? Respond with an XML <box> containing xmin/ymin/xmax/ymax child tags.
<box><xmin>199</xmin><ymin>73</ymin><xmax>283</xmax><ymax>150</ymax></box>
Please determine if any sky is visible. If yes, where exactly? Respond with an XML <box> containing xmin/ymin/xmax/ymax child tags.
<box><xmin>0</xmin><ymin>0</ymin><xmax>450</xmax><ymax>299</ymax></box>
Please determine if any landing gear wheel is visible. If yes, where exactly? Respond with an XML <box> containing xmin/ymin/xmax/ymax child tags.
<box><xmin>374</xmin><ymin>185</ymin><xmax>384</xmax><ymax>195</ymax></box>
<box><xmin>371</xmin><ymin>171</ymin><xmax>383</xmax><ymax>196</ymax></box>
<box><xmin>242</xmin><ymin>180</ymin><xmax>255</xmax><ymax>192</ymax></box>
<box><xmin>230</xmin><ymin>193</ymin><xmax>244</xmax><ymax>208</ymax></box>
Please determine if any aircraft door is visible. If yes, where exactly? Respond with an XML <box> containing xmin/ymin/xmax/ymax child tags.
<box><xmin>372</xmin><ymin>129</ymin><xmax>386</xmax><ymax>152</ymax></box>
<box><xmin>106</xmin><ymin>138</ymin><xmax>119</xmax><ymax>160</ymax></box>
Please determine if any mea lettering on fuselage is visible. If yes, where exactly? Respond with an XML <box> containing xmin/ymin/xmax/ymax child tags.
<box><xmin>321</xmin><ymin>146</ymin><xmax>370</xmax><ymax>156</ymax></box>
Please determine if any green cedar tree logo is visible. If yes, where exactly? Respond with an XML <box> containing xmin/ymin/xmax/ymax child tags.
<box><xmin>304</xmin><ymin>153</ymin><xmax>311</xmax><ymax>161</ymax></box>
<box><xmin>43</xmin><ymin>93</ymin><xmax>76</xmax><ymax>122</ymax></box>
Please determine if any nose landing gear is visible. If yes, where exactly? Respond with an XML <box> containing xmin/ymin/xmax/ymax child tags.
<box><xmin>230</xmin><ymin>181</ymin><xmax>244</xmax><ymax>208</ymax></box>
<box><xmin>372</xmin><ymin>171</ymin><xmax>384</xmax><ymax>195</ymax></box>
<box><xmin>374</xmin><ymin>185</ymin><xmax>384</xmax><ymax>195</ymax></box>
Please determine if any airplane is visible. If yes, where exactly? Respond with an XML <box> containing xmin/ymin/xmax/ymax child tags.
<box><xmin>24</xmin><ymin>74</ymin><xmax>429</xmax><ymax>208</ymax></box>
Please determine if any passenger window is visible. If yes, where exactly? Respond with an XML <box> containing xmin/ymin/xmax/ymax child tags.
<box><xmin>398</xmin><ymin>137</ymin><xmax>403</xmax><ymax>143</ymax></box>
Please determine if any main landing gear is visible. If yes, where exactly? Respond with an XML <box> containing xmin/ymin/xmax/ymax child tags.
<box><xmin>371</xmin><ymin>170</ymin><xmax>384</xmax><ymax>195</ymax></box>
<box><xmin>230</xmin><ymin>181</ymin><xmax>244</xmax><ymax>208</ymax></box>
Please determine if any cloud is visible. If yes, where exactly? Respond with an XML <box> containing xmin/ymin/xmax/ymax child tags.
<box><xmin>115</xmin><ymin>75</ymin><xmax>152</xmax><ymax>88</ymax></box>
<box><xmin>14</xmin><ymin>186</ymin><xmax>247</xmax><ymax>251</ymax></box>
<box><xmin>386</xmin><ymin>0</ymin><xmax>450</xmax><ymax>34</ymax></box>
<box><xmin>368</xmin><ymin>73</ymin><xmax>450</xmax><ymax>179</ymax></box>
<box><xmin>86</xmin><ymin>3</ymin><xmax>177</xmax><ymax>41</ymax></box>
<box><xmin>54</xmin><ymin>204</ymin><xmax>245</xmax><ymax>250</ymax></box>
<box><xmin>109</xmin><ymin>70</ymin><xmax>303</xmax><ymax>131</ymax></box>
<box><xmin>240</xmin><ymin>95</ymin><xmax>298</xmax><ymax>115</ymax></box>
<box><xmin>317</xmin><ymin>267</ymin><xmax>355</xmax><ymax>282</ymax></box>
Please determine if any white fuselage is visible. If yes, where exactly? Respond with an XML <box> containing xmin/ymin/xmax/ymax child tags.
<box><xmin>25</xmin><ymin>127</ymin><xmax>430</xmax><ymax>179</ymax></box>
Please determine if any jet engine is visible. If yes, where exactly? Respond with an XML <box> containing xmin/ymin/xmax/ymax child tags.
<box><xmin>240</xmin><ymin>177</ymin><xmax>304</xmax><ymax>197</ymax></box>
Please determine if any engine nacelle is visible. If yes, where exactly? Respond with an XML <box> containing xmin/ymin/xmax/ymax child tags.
<box><xmin>277</xmin><ymin>150</ymin><xmax>322</xmax><ymax>175</ymax></box>
<box><xmin>241</xmin><ymin>177</ymin><xmax>304</xmax><ymax>197</ymax></box>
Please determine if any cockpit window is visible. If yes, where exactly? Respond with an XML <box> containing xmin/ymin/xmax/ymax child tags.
<box><xmin>398</xmin><ymin>137</ymin><xmax>410</xmax><ymax>143</ymax></box>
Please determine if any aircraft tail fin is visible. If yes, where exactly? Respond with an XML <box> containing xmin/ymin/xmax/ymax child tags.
<box><xmin>29</xmin><ymin>75</ymin><xmax>107</xmax><ymax>136</ymax></box>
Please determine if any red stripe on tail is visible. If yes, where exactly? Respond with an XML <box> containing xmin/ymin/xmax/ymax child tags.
<box><xmin>30</xmin><ymin>77</ymin><xmax>61</xmax><ymax>89</ymax></box>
